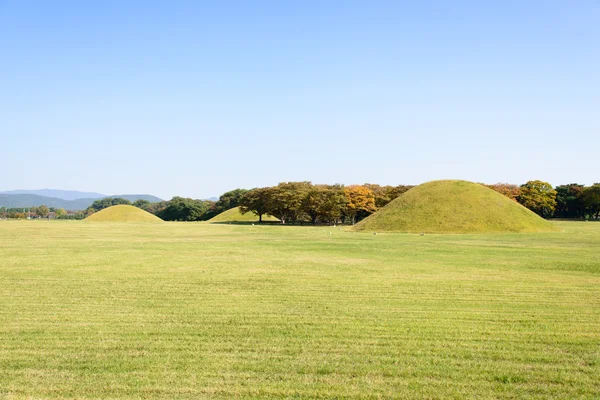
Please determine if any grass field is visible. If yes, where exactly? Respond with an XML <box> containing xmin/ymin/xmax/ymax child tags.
<box><xmin>1</xmin><ymin>220</ymin><xmax>599</xmax><ymax>399</ymax></box>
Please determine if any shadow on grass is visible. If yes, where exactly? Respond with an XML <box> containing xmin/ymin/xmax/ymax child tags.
<box><xmin>550</xmin><ymin>218</ymin><xmax>600</xmax><ymax>222</ymax></box>
<box><xmin>209</xmin><ymin>221</ymin><xmax>351</xmax><ymax>227</ymax></box>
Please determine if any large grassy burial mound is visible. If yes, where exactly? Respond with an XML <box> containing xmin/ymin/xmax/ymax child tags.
<box><xmin>85</xmin><ymin>205</ymin><xmax>163</xmax><ymax>223</ymax></box>
<box><xmin>354</xmin><ymin>180</ymin><xmax>558</xmax><ymax>234</ymax></box>
<box><xmin>209</xmin><ymin>207</ymin><xmax>279</xmax><ymax>223</ymax></box>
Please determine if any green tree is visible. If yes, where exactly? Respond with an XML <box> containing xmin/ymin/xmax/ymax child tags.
<box><xmin>55</xmin><ymin>208</ymin><xmax>67</xmax><ymax>218</ymax></box>
<box><xmin>301</xmin><ymin>184</ymin><xmax>321</xmax><ymax>224</ymax></box>
<box><xmin>554</xmin><ymin>184</ymin><xmax>585</xmax><ymax>218</ymax></box>
<box><xmin>157</xmin><ymin>197</ymin><xmax>208</xmax><ymax>221</ymax></box>
<box><xmin>133</xmin><ymin>199</ymin><xmax>150</xmax><ymax>209</ymax></box>
<box><xmin>267</xmin><ymin>182</ymin><xmax>311</xmax><ymax>224</ymax></box>
<box><xmin>73</xmin><ymin>211</ymin><xmax>86</xmax><ymax>220</ymax></box>
<box><xmin>315</xmin><ymin>184</ymin><xmax>346</xmax><ymax>224</ymax></box>
<box><xmin>518</xmin><ymin>180</ymin><xmax>557</xmax><ymax>217</ymax></box>
<box><xmin>364</xmin><ymin>184</ymin><xmax>413</xmax><ymax>209</ymax></box>
<box><xmin>198</xmin><ymin>200</ymin><xmax>218</xmax><ymax>221</ymax></box>
<box><xmin>363</xmin><ymin>184</ymin><xmax>390</xmax><ymax>209</ymax></box>
<box><xmin>36</xmin><ymin>205</ymin><xmax>49</xmax><ymax>218</ymax></box>
<box><xmin>385</xmin><ymin>185</ymin><xmax>414</xmax><ymax>203</ymax></box>
<box><xmin>216</xmin><ymin>189</ymin><xmax>249</xmax><ymax>213</ymax></box>
<box><xmin>142</xmin><ymin>201</ymin><xmax>169</xmax><ymax>215</ymax></box>
<box><xmin>583</xmin><ymin>184</ymin><xmax>600</xmax><ymax>219</ymax></box>
<box><xmin>88</xmin><ymin>197</ymin><xmax>132</xmax><ymax>213</ymax></box>
<box><xmin>239</xmin><ymin>187</ymin><xmax>271</xmax><ymax>222</ymax></box>
<box><xmin>111</xmin><ymin>198</ymin><xmax>132</xmax><ymax>206</ymax></box>
<box><xmin>302</xmin><ymin>184</ymin><xmax>346</xmax><ymax>224</ymax></box>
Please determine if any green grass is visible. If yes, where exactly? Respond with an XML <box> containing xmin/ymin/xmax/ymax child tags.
<box><xmin>209</xmin><ymin>207</ymin><xmax>279</xmax><ymax>223</ymax></box>
<box><xmin>355</xmin><ymin>180</ymin><xmax>558</xmax><ymax>233</ymax></box>
<box><xmin>85</xmin><ymin>205</ymin><xmax>163</xmax><ymax>223</ymax></box>
<box><xmin>1</xmin><ymin>220</ymin><xmax>599</xmax><ymax>399</ymax></box>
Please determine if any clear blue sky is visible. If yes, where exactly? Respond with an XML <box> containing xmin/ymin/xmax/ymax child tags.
<box><xmin>1</xmin><ymin>1</ymin><xmax>598</xmax><ymax>199</ymax></box>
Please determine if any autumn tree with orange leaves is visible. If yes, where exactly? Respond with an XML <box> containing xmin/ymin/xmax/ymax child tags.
<box><xmin>344</xmin><ymin>185</ymin><xmax>376</xmax><ymax>224</ymax></box>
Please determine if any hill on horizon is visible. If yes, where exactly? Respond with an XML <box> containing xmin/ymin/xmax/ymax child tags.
<box><xmin>354</xmin><ymin>180</ymin><xmax>559</xmax><ymax>234</ymax></box>
<box><xmin>0</xmin><ymin>193</ymin><xmax>163</xmax><ymax>210</ymax></box>
<box><xmin>0</xmin><ymin>189</ymin><xmax>106</xmax><ymax>200</ymax></box>
<box><xmin>85</xmin><ymin>205</ymin><xmax>163</xmax><ymax>223</ymax></box>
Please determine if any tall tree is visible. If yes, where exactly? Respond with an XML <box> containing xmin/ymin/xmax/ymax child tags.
<box><xmin>36</xmin><ymin>205</ymin><xmax>49</xmax><ymax>218</ymax></box>
<box><xmin>386</xmin><ymin>185</ymin><xmax>414</xmax><ymax>203</ymax></box>
<box><xmin>302</xmin><ymin>184</ymin><xmax>322</xmax><ymax>224</ymax></box>
<box><xmin>267</xmin><ymin>182</ymin><xmax>311</xmax><ymax>224</ymax></box>
<box><xmin>157</xmin><ymin>197</ymin><xmax>208</xmax><ymax>221</ymax></box>
<box><xmin>316</xmin><ymin>184</ymin><xmax>346</xmax><ymax>224</ymax></box>
<box><xmin>302</xmin><ymin>184</ymin><xmax>346</xmax><ymax>224</ymax></box>
<box><xmin>111</xmin><ymin>198</ymin><xmax>132</xmax><ymax>206</ymax></box>
<box><xmin>198</xmin><ymin>200</ymin><xmax>218</xmax><ymax>221</ymax></box>
<box><xmin>133</xmin><ymin>199</ymin><xmax>150</xmax><ymax>209</ymax></box>
<box><xmin>583</xmin><ymin>184</ymin><xmax>600</xmax><ymax>219</ymax></box>
<box><xmin>55</xmin><ymin>208</ymin><xmax>67</xmax><ymax>218</ymax></box>
<box><xmin>240</xmin><ymin>187</ymin><xmax>273</xmax><ymax>223</ymax></box>
<box><xmin>344</xmin><ymin>185</ymin><xmax>376</xmax><ymax>224</ymax></box>
<box><xmin>142</xmin><ymin>201</ymin><xmax>169</xmax><ymax>215</ymax></box>
<box><xmin>518</xmin><ymin>180</ymin><xmax>557</xmax><ymax>217</ymax></box>
<box><xmin>363</xmin><ymin>184</ymin><xmax>390</xmax><ymax>209</ymax></box>
<box><xmin>554</xmin><ymin>184</ymin><xmax>585</xmax><ymax>218</ymax></box>
<box><xmin>363</xmin><ymin>184</ymin><xmax>414</xmax><ymax>209</ymax></box>
<box><xmin>216</xmin><ymin>189</ymin><xmax>249</xmax><ymax>213</ymax></box>
<box><xmin>88</xmin><ymin>197</ymin><xmax>132</xmax><ymax>213</ymax></box>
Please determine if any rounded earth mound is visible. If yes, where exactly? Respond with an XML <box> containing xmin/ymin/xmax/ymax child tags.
<box><xmin>354</xmin><ymin>180</ymin><xmax>558</xmax><ymax>233</ymax></box>
<box><xmin>208</xmin><ymin>207</ymin><xmax>279</xmax><ymax>223</ymax></box>
<box><xmin>85</xmin><ymin>205</ymin><xmax>163</xmax><ymax>223</ymax></box>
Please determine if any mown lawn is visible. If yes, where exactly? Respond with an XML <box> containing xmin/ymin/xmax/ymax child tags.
<box><xmin>1</xmin><ymin>221</ymin><xmax>599</xmax><ymax>399</ymax></box>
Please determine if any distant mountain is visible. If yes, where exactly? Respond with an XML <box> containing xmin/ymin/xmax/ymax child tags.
<box><xmin>0</xmin><ymin>189</ymin><xmax>106</xmax><ymax>200</ymax></box>
<box><xmin>0</xmin><ymin>193</ymin><xmax>163</xmax><ymax>210</ymax></box>
<box><xmin>0</xmin><ymin>194</ymin><xmax>93</xmax><ymax>209</ymax></box>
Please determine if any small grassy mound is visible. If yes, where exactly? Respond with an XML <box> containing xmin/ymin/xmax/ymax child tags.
<box><xmin>85</xmin><ymin>205</ymin><xmax>163</xmax><ymax>223</ymax></box>
<box><xmin>354</xmin><ymin>180</ymin><xmax>558</xmax><ymax>233</ymax></box>
<box><xmin>209</xmin><ymin>207</ymin><xmax>278</xmax><ymax>223</ymax></box>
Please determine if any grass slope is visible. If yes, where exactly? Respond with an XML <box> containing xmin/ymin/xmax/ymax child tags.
<box><xmin>0</xmin><ymin>220</ymin><xmax>598</xmax><ymax>398</ymax></box>
<box><xmin>355</xmin><ymin>180</ymin><xmax>558</xmax><ymax>233</ymax></box>
<box><xmin>85</xmin><ymin>205</ymin><xmax>163</xmax><ymax>222</ymax></box>
<box><xmin>209</xmin><ymin>206</ymin><xmax>278</xmax><ymax>223</ymax></box>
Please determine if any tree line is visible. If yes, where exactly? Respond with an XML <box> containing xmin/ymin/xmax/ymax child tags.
<box><xmin>79</xmin><ymin>184</ymin><xmax>412</xmax><ymax>223</ymax></box>
<box><xmin>104</xmin><ymin>180</ymin><xmax>600</xmax><ymax>223</ymax></box>
<box><xmin>3</xmin><ymin>180</ymin><xmax>600</xmax><ymax>222</ymax></box>
<box><xmin>483</xmin><ymin>181</ymin><xmax>600</xmax><ymax>219</ymax></box>
<box><xmin>0</xmin><ymin>205</ymin><xmax>78</xmax><ymax>219</ymax></box>
<box><xmin>237</xmin><ymin>183</ymin><xmax>408</xmax><ymax>224</ymax></box>
<box><xmin>236</xmin><ymin>181</ymin><xmax>599</xmax><ymax>223</ymax></box>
